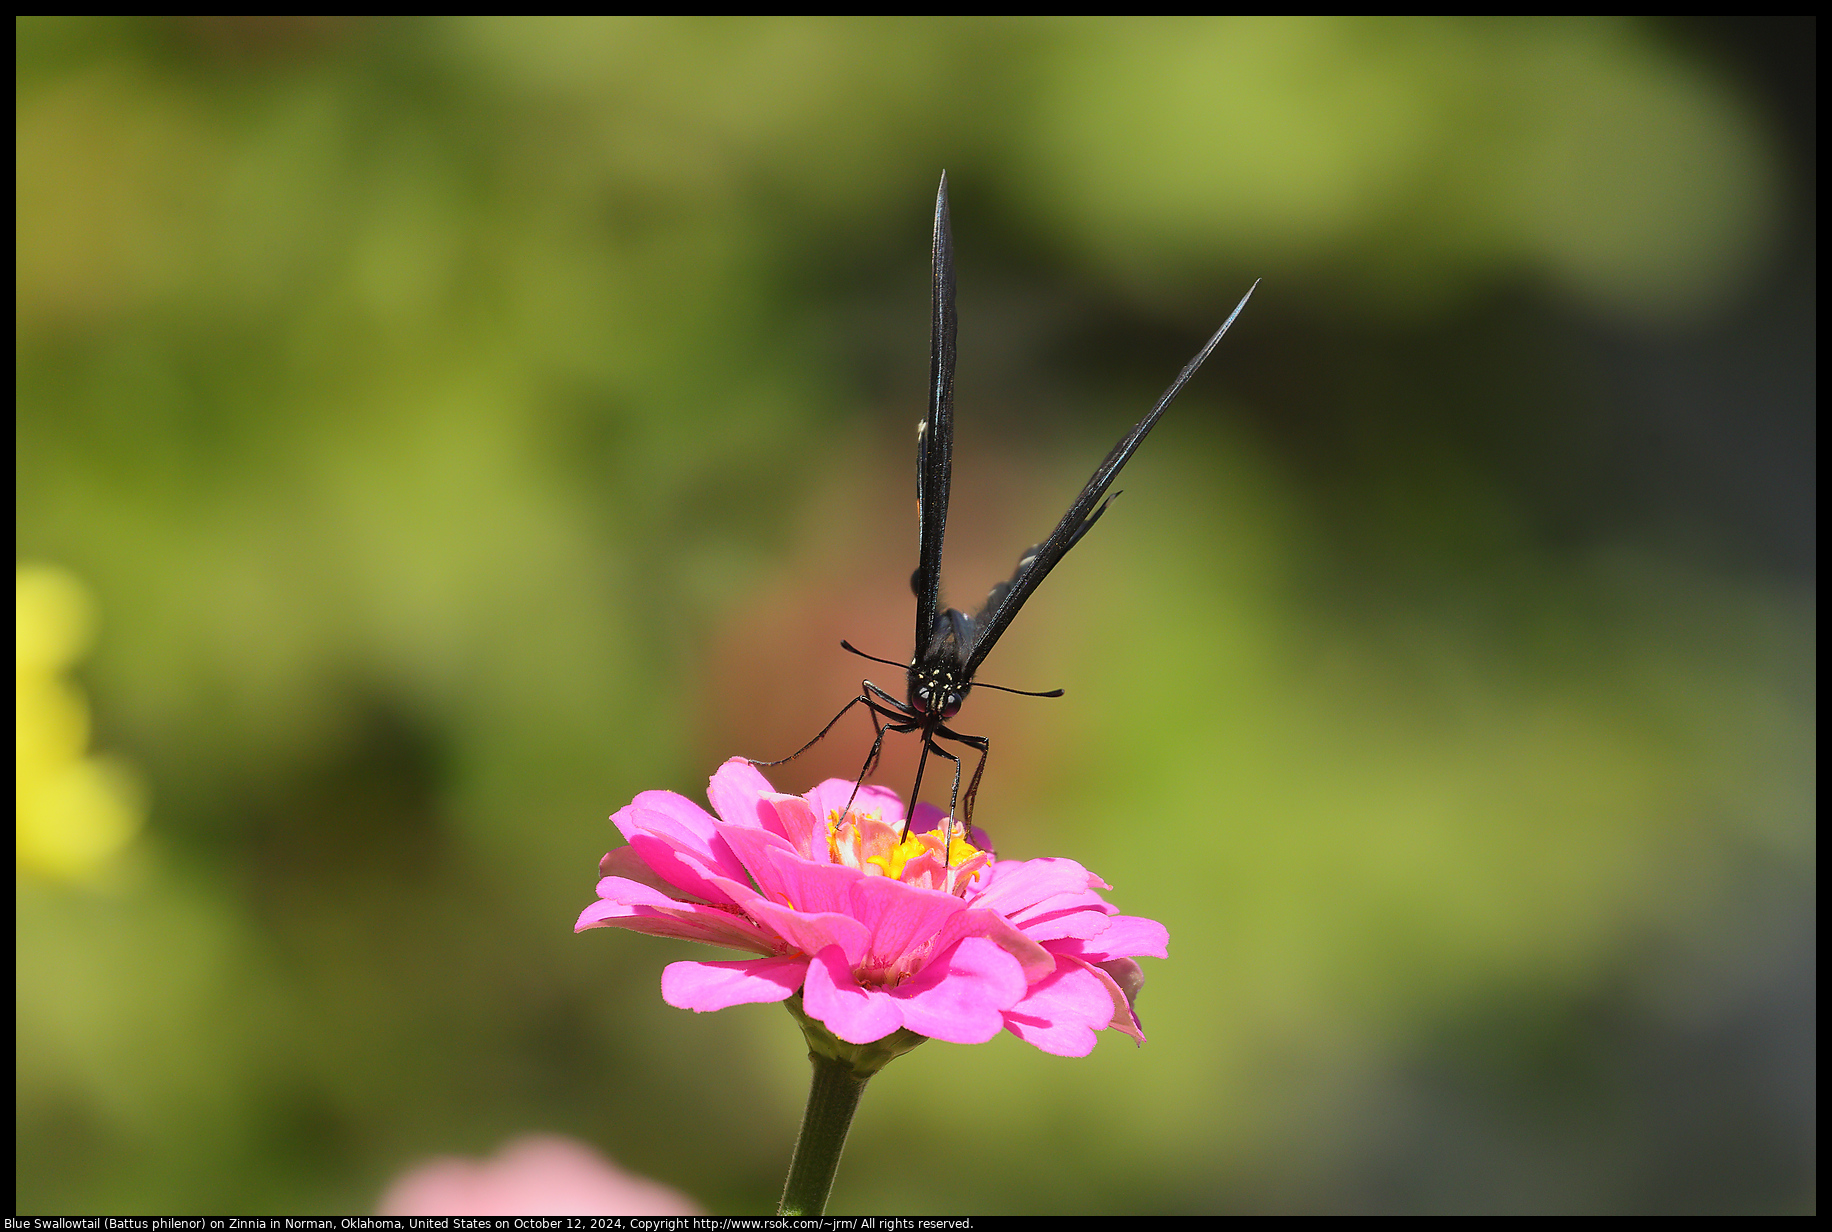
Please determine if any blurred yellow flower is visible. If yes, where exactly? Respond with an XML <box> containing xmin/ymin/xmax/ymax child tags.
<box><xmin>17</xmin><ymin>563</ymin><xmax>143</xmax><ymax>882</ymax></box>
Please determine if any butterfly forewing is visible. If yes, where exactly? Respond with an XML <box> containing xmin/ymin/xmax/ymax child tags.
<box><xmin>914</xmin><ymin>176</ymin><xmax>958</xmax><ymax>660</ymax></box>
<box><xmin>958</xmin><ymin>279</ymin><xmax>1258</xmax><ymax>680</ymax></box>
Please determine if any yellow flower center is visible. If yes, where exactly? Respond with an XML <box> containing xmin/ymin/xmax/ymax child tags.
<box><xmin>824</xmin><ymin>806</ymin><xmax>986</xmax><ymax>893</ymax></box>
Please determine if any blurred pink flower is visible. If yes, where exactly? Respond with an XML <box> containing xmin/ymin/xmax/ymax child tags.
<box><xmin>576</xmin><ymin>757</ymin><xmax>1168</xmax><ymax>1057</ymax></box>
<box><xmin>377</xmin><ymin>1134</ymin><xmax>701</xmax><ymax>1216</ymax></box>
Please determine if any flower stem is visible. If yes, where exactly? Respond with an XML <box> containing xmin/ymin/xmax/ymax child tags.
<box><xmin>778</xmin><ymin>1048</ymin><xmax>871</xmax><ymax>1216</ymax></box>
<box><xmin>778</xmin><ymin>995</ymin><xmax>928</xmax><ymax>1215</ymax></box>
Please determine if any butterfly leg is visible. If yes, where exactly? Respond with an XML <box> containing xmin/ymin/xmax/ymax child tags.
<box><xmin>750</xmin><ymin>689</ymin><xmax>885</xmax><ymax>769</ymax></box>
<box><xmin>840</xmin><ymin>691</ymin><xmax>920</xmax><ymax>822</ymax></box>
<box><xmin>935</xmin><ymin>724</ymin><xmax>990</xmax><ymax>836</ymax></box>
<box><xmin>859</xmin><ymin>680</ymin><xmax>911</xmax><ymax>777</ymax></box>
<box><xmin>911</xmin><ymin>731</ymin><xmax>964</xmax><ymax>845</ymax></box>
<box><xmin>905</xmin><ymin>733</ymin><xmax>941</xmax><ymax>840</ymax></box>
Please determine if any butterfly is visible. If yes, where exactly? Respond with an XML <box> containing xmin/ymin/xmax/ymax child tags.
<box><xmin>760</xmin><ymin>172</ymin><xmax>1256</xmax><ymax>838</ymax></box>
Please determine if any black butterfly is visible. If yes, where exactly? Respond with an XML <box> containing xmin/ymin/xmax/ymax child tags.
<box><xmin>760</xmin><ymin>173</ymin><xmax>1255</xmax><ymax>837</ymax></box>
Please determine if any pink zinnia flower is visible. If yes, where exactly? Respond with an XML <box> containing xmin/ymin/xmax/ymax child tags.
<box><xmin>377</xmin><ymin>1134</ymin><xmax>701</xmax><ymax>1216</ymax></box>
<box><xmin>576</xmin><ymin>757</ymin><xmax>1167</xmax><ymax>1058</ymax></box>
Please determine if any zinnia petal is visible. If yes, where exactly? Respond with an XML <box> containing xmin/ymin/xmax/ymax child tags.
<box><xmin>802</xmin><ymin>946</ymin><xmax>906</xmax><ymax>1044</ymax></box>
<box><xmin>889</xmin><ymin>936</ymin><xmax>1027</xmax><ymax>1045</ymax></box>
<box><xmin>1079</xmin><ymin>913</ymin><xmax>1170</xmax><ymax>962</ymax></box>
<box><xmin>1001</xmin><ymin>960</ymin><xmax>1119</xmax><ymax>1057</ymax></box>
<box><xmin>574</xmin><ymin>877</ymin><xmax>780</xmax><ymax>954</ymax></box>
<box><xmin>803</xmin><ymin>778</ymin><xmax>905</xmax><ymax>830</ymax></box>
<box><xmin>662</xmin><ymin>956</ymin><xmax>808</xmax><ymax>1012</ymax></box>
<box><xmin>704</xmin><ymin>758</ymin><xmax>782</xmax><ymax>830</ymax></box>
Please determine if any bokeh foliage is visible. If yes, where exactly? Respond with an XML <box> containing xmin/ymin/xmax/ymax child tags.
<box><xmin>17</xmin><ymin>17</ymin><xmax>1813</xmax><ymax>1214</ymax></box>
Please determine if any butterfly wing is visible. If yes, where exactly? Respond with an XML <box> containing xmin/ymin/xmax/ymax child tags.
<box><xmin>960</xmin><ymin>279</ymin><xmax>1259</xmax><ymax>680</ymax></box>
<box><xmin>914</xmin><ymin>173</ymin><xmax>958</xmax><ymax>660</ymax></box>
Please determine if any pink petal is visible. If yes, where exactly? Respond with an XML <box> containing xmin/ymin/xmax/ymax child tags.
<box><xmin>661</xmin><ymin>956</ymin><xmax>807</xmax><ymax>1011</ymax></box>
<box><xmin>971</xmin><ymin>857</ymin><xmax>1112</xmax><ymax>925</ymax></box>
<box><xmin>1079</xmin><ymin>913</ymin><xmax>1169</xmax><ymax>961</ymax></box>
<box><xmin>623</xmin><ymin>788</ymin><xmax>720</xmax><ymax>831</ymax></box>
<box><xmin>804</xmin><ymin>779</ymin><xmax>905</xmax><ymax>828</ymax></box>
<box><xmin>707</xmin><ymin>820</ymin><xmax>802</xmax><ymax>897</ymax></box>
<box><xmin>737</xmin><ymin>840</ymin><xmax>869</xmax><ymax>917</ymax></box>
<box><xmin>575</xmin><ymin>878</ymin><xmax>779</xmax><ymax>954</ymax></box>
<box><xmin>1055</xmin><ymin>950</ymin><xmax>1149</xmax><ymax>1042</ymax></box>
<box><xmin>597</xmin><ymin>845</ymin><xmax>679</xmax><ymax>894</ymax></box>
<box><xmin>616</xmin><ymin>801</ymin><xmax>750</xmax><ymax>904</ymax></box>
<box><xmin>1000</xmin><ymin>960</ymin><xmax>1117</xmax><ymax>1057</ymax></box>
<box><xmin>1004</xmin><ymin>905</ymin><xmax>1115</xmax><ymax>944</ymax></box>
<box><xmin>953</xmin><ymin>906</ymin><xmax>1057</xmax><ymax>983</ymax></box>
<box><xmin>890</xmin><ymin>937</ymin><xmax>1027</xmax><ymax>1044</ymax></box>
<box><xmin>802</xmin><ymin>946</ymin><xmax>905</xmax><ymax>1044</ymax></box>
<box><xmin>1000</xmin><ymin>1012</ymin><xmax>1098</xmax><ymax>1058</ymax></box>
<box><xmin>614</xmin><ymin>792</ymin><xmax>742</xmax><ymax>880</ymax></box>
<box><xmin>761</xmin><ymin>792</ymin><xmax>823</xmax><ymax>860</ymax></box>
<box><xmin>973</xmin><ymin>861</ymin><xmax>1117</xmax><ymax>946</ymax></box>
<box><xmin>704</xmin><ymin>757</ymin><xmax>779</xmax><ymax>829</ymax></box>
<box><xmin>735</xmin><ymin>891</ymin><xmax>873</xmax><ymax>967</ymax></box>
<box><xmin>845</xmin><ymin>874</ymin><xmax>969</xmax><ymax>971</ymax></box>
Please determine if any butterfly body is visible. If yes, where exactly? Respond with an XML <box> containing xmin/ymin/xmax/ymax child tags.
<box><xmin>758</xmin><ymin>173</ymin><xmax>1255</xmax><ymax>834</ymax></box>
<box><xmin>909</xmin><ymin>636</ymin><xmax>968</xmax><ymax>720</ymax></box>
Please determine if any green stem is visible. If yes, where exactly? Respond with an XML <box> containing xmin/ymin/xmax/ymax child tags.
<box><xmin>777</xmin><ymin>994</ymin><xmax>928</xmax><ymax>1216</ymax></box>
<box><xmin>778</xmin><ymin>1049</ymin><xmax>871</xmax><ymax>1216</ymax></box>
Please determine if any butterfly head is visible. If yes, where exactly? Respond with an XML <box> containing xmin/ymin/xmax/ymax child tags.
<box><xmin>908</xmin><ymin>658</ymin><xmax>969</xmax><ymax>720</ymax></box>
<box><xmin>910</xmin><ymin>607</ymin><xmax>976</xmax><ymax>719</ymax></box>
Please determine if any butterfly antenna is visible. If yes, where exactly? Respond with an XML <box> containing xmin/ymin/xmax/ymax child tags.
<box><xmin>839</xmin><ymin>639</ymin><xmax>908</xmax><ymax>671</ymax></box>
<box><xmin>973</xmin><ymin>680</ymin><xmax>1065</xmax><ymax>699</ymax></box>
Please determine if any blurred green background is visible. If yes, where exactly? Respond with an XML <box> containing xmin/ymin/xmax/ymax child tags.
<box><xmin>16</xmin><ymin>16</ymin><xmax>1813</xmax><ymax>1215</ymax></box>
